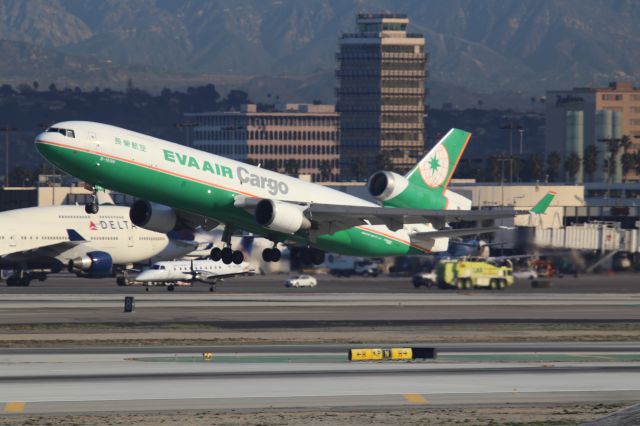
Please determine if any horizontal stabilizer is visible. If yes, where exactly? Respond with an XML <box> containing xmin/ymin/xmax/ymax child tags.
<box><xmin>411</xmin><ymin>226</ymin><xmax>512</xmax><ymax>241</ymax></box>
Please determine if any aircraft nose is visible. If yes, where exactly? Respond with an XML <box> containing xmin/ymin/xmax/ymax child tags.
<box><xmin>34</xmin><ymin>132</ymin><xmax>46</xmax><ymax>145</ymax></box>
<box><xmin>136</xmin><ymin>271</ymin><xmax>154</xmax><ymax>282</ymax></box>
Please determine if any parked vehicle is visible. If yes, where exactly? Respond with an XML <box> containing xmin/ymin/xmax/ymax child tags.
<box><xmin>285</xmin><ymin>274</ymin><xmax>317</xmax><ymax>288</ymax></box>
<box><xmin>325</xmin><ymin>255</ymin><xmax>380</xmax><ymax>277</ymax></box>
<box><xmin>412</xmin><ymin>270</ymin><xmax>436</xmax><ymax>288</ymax></box>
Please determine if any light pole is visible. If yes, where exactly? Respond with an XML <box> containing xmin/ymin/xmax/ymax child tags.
<box><xmin>499</xmin><ymin>122</ymin><xmax>523</xmax><ymax>182</ymax></box>
<box><xmin>0</xmin><ymin>126</ymin><xmax>17</xmax><ymax>187</ymax></box>
<box><xmin>175</xmin><ymin>122</ymin><xmax>198</xmax><ymax>147</ymax></box>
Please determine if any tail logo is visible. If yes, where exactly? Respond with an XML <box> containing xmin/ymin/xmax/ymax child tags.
<box><xmin>419</xmin><ymin>144</ymin><xmax>449</xmax><ymax>188</ymax></box>
<box><xmin>89</xmin><ymin>221</ymin><xmax>97</xmax><ymax>231</ymax></box>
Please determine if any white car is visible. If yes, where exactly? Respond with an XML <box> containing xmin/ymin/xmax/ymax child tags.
<box><xmin>513</xmin><ymin>269</ymin><xmax>539</xmax><ymax>280</ymax></box>
<box><xmin>285</xmin><ymin>274</ymin><xmax>318</xmax><ymax>288</ymax></box>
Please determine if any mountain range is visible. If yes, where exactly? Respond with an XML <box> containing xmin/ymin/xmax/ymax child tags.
<box><xmin>1</xmin><ymin>0</ymin><xmax>638</xmax><ymax>108</ymax></box>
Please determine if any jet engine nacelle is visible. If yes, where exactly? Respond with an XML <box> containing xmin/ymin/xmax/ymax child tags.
<box><xmin>368</xmin><ymin>170</ymin><xmax>448</xmax><ymax>209</ymax></box>
<box><xmin>68</xmin><ymin>251</ymin><xmax>113</xmax><ymax>277</ymax></box>
<box><xmin>129</xmin><ymin>200</ymin><xmax>177</xmax><ymax>234</ymax></box>
<box><xmin>255</xmin><ymin>199</ymin><xmax>311</xmax><ymax>235</ymax></box>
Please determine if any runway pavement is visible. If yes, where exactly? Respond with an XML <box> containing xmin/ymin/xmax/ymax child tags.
<box><xmin>1</xmin><ymin>344</ymin><xmax>640</xmax><ymax>414</ymax></box>
<box><xmin>0</xmin><ymin>291</ymin><xmax>639</xmax><ymax>326</ymax></box>
<box><xmin>0</xmin><ymin>272</ymin><xmax>639</xmax><ymax>294</ymax></box>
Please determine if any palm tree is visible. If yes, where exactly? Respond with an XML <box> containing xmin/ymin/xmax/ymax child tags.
<box><xmin>375</xmin><ymin>151</ymin><xmax>394</xmax><ymax>171</ymax></box>
<box><xmin>564</xmin><ymin>152</ymin><xmax>581</xmax><ymax>183</ymax></box>
<box><xmin>621</xmin><ymin>152</ymin><xmax>636</xmax><ymax>182</ymax></box>
<box><xmin>283</xmin><ymin>159</ymin><xmax>300</xmax><ymax>176</ymax></box>
<box><xmin>522</xmin><ymin>153</ymin><xmax>545</xmax><ymax>182</ymax></box>
<box><xmin>318</xmin><ymin>160</ymin><xmax>333</xmax><ymax>182</ymax></box>
<box><xmin>350</xmin><ymin>158</ymin><xmax>368</xmax><ymax>181</ymax></box>
<box><xmin>546</xmin><ymin>151</ymin><xmax>562</xmax><ymax>182</ymax></box>
<box><xmin>583</xmin><ymin>144</ymin><xmax>598</xmax><ymax>182</ymax></box>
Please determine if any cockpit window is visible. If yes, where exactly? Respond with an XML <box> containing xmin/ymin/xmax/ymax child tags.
<box><xmin>46</xmin><ymin>127</ymin><xmax>75</xmax><ymax>138</ymax></box>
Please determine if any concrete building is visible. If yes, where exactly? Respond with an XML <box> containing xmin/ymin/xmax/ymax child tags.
<box><xmin>546</xmin><ymin>81</ymin><xmax>640</xmax><ymax>183</ymax></box>
<box><xmin>337</xmin><ymin>13</ymin><xmax>427</xmax><ymax>179</ymax></box>
<box><xmin>186</xmin><ymin>104</ymin><xmax>339</xmax><ymax>182</ymax></box>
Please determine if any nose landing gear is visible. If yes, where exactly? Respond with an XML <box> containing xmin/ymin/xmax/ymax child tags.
<box><xmin>85</xmin><ymin>187</ymin><xmax>99</xmax><ymax>214</ymax></box>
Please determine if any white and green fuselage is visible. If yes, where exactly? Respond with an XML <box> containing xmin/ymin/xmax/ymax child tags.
<box><xmin>35</xmin><ymin>122</ymin><xmax>468</xmax><ymax>257</ymax></box>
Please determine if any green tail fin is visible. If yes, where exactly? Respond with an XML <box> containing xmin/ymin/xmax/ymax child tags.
<box><xmin>530</xmin><ymin>191</ymin><xmax>556</xmax><ymax>214</ymax></box>
<box><xmin>405</xmin><ymin>128</ymin><xmax>471</xmax><ymax>193</ymax></box>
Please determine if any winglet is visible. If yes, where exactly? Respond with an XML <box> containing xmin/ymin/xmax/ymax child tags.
<box><xmin>530</xmin><ymin>191</ymin><xmax>556</xmax><ymax>214</ymax></box>
<box><xmin>67</xmin><ymin>229</ymin><xmax>86</xmax><ymax>241</ymax></box>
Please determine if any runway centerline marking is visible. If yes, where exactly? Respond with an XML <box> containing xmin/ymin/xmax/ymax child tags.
<box><xmin>3</xmin><ymin>401</ymin><xmax>25</xmax><ymax>413</ymax></box>
<box><xmin>403</xmin><ymin>393</ymin><xmax>428</xmax><ymax>404</ymax></box>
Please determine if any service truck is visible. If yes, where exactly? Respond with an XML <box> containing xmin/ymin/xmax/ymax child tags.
<box><xmin>436</xmin><ymin>258</ymin><xmax>514</xmax><ymax>290</ymax></box>
<box><xmin>324</xmin><ymin>254</ymin><xmax>380</xmax><ymax>277</ymax></box>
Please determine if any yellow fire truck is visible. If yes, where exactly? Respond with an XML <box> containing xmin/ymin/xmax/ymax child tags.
<box><xmin>436</xmin><ymin>258</ymin><xmax>514</xmax><ymax>290</ymax></box>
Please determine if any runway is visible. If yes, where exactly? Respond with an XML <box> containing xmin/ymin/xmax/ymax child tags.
<box><xmin>1</xmin><ymin>272</ymin><xmax>639</xmax><ymax>294</ymax></box>
<box><xmin>2</xmin><ymin>344</ymin><xmax>640</xmax><ymax>415</ymax></box>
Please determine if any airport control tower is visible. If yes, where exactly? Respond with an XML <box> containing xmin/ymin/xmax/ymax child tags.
<box><xmin>337</xmin><ymin>13</ymin><xmax>427</xmax><ymax>179</ymax></box>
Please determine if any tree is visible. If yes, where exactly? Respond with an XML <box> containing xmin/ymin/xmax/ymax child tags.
<box><xmin>375</xmin><ymin>150</ymin><xmax>393</xmax><ymax>171</ymax></box>
<box><xmin>283</xmin><ymin>159</ymin><xmax>300</xmax><ymax>176</ymax></box>
<box><xmin>583</xmin><ymin>144</ymin><xmax>598</xmax><ymax>182</ymax></box>
<box><xmin>350</xmin><ymin>158</ymin><xmax>368</xmax><ymax>181</ymax></box>
<box><xmin>621</xmin><ymin>152</ymin><xmax>637</xmax><ymax>182</ymax></box>
<box><xmin>546</xmin><ymin>151</ymin><xmax>562</xmax><ymax>182</ymax></box>
<box><xmin>521</xmin><ymin>153</ymin><xmax>545</xmax><ymax>182</ymax></box>
<box><xmin>564</xmin><ymin>152</ymin><xmax>581</xmax><ymax>182</ymax></box>
<box><xmin>318</xmin><ymin>160</ymin><xmax>333</xmax><ymax>182</ymax></box>
<box><xmin>262</xmin><ymin>159</ymin><xmax>278</xmax><ymax>172</ymax></box>
<box><xmin>484</xmin><ymin>156</ymin><xmax>502</xmax><ymax>182</ymax></box>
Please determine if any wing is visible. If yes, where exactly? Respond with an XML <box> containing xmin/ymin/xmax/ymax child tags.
<box><xmin>410</xmin><ymin>226</ymin><xmax>511</xmax><ymax>246</ymax></box>
<box><xmin>195</xmin><ymin>268</ymin><xmax>256</xmax><ymax>283</ymax></box>
<box><xmin>306</xmin><ymin>204</ymin><xmax>526</xmax><ymax>232</ymax></box>
<box><xmin>176</xmin><ymin>209</ymin><xmax>220</xmax><ymax>231</ymax></box>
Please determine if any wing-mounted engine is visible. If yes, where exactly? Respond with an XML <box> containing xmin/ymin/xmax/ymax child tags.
<box><xmin>255</xmin><ymin>199</ymin><xmax>311</xmax><ymax>235</ymax></box>
<box><xmin>129</xmin><ymin>200</ymin><xmax>177</xmax><ymax>233</ymax></box>
<box><xmin>368</xmin><ymin>171</ymin><xmax>448</xmax><ymax>210</ymax></box>
<box><xmin>68</xmin><ymin>251</ymin><xmax>113</xmax><ymax>278</ymax></box>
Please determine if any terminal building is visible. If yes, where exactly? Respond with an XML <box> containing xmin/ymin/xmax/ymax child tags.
<box><xmin>545</xmin><ymin>81</ymin><xmax>640</xmax><ymax>183</ymax></box>
<box><xmin>186</xmin><ymin>104</ymin><xmax>340</xmax><ymax>182</ymax></box>
<box><xmin>337</xmin><ymin>13</ymin><xmax>427</xmax><ymax>178</ymax></box>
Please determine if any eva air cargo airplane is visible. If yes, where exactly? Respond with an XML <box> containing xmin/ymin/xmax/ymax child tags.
<box><xmin>35</xmin><ymin>122</ymin><xmax>554</xmax><ymax>265</ymax></box>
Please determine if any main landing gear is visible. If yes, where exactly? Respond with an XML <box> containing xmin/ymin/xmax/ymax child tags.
<box><xmin>210</xmin><ymin>226</ymin><xmax>244</xmax><ymax>265</ymax></box>
<box><xmin>85</xmin><ymin>187</ymin><xmax>99</xmax><ymax>214</ymax></box>
<box><xmin>262</xmin><ymin>246</ymin><xmax>282</xmax><ymax>262</ymax></box>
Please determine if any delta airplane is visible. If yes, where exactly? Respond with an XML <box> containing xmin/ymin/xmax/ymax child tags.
<box><xmin>0</xmin><ymin>198</ymin><xmax>200</xmax><ymax>286</ymax></box>
<box><xmin>135</xmin><ymin>259</ymin><xmax>255</xmax><ymax>291</ymax></box>
<box><xmin>34</xmin><ymin>122</ymin><xmax>555</xmax><ymax>265</ymax></box>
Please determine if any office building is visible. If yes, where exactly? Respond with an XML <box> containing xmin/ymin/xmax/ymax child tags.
<box><xmin>337</xmin><ymin>13</ymin><xmax>427</xmax><ymax>179</ymax></box>
<box><xmin>546</xmin><ymin>81</ymin><xmax>640</xmax><ymax>183</ymax></box>
<box><xmin>187</xmin><ymin>104</ymin><xmax>340</xmax><ymax>181</ymax></box>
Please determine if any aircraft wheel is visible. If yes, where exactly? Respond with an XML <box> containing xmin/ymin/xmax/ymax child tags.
<box><xmin>210</xmin><ymin>247</ymin><xmax>222</xmax><ymax>261</ymax></box>
<box><xmin>232</xmin><ymin>250</ymin><xmax>244</xmax><ymax>265</ymax></box>
<box><xmin>85</xmin><ymin>202</ymin><xmax>99</xmax><ymax>214</ymax></box>
<box><xmin>262</xmin><ymin>248</ymin><xmax>273</xmax><ymax>262</ymax></box>
<box><xmin>221</xmin><ymin>247</ymin><xmax>233</xmax><ymax>264</ymax></box>
<box><xmin>271</xmin><ymin>248</ymin><xmax>281</xmax><ymax>262</ymax></box>
<box><xmin>167</xmin><ymin>285</ymin><xmax>175</xmax><ymax>292</ymax></box>
<box><xmin>116</xmin><ymin>276</ymin><xmax>127</xmax><ymax>286</ymax></box>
